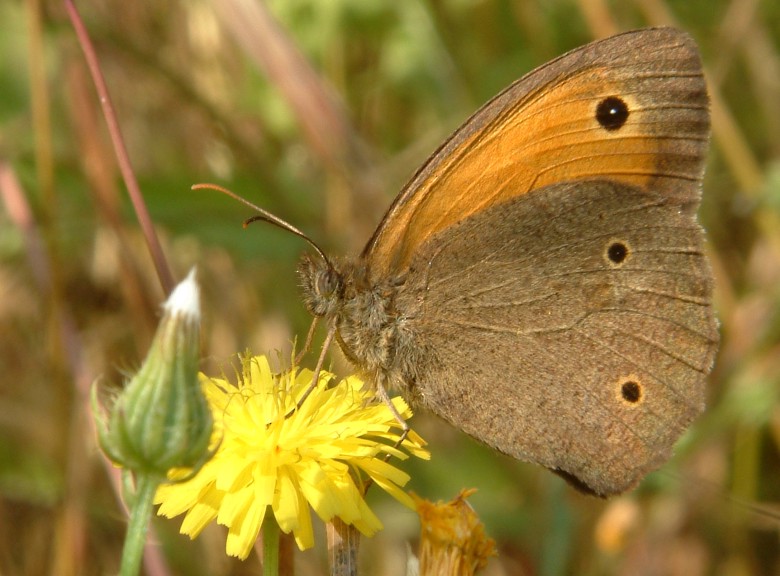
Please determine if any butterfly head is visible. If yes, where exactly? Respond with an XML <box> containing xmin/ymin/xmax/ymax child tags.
<box><xmin>298</xmin><ymin>253</ymin><xmax>346</xmax><ymax>319</ymax></box>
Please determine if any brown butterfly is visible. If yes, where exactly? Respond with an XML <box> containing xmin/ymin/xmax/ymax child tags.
<box><xmin>227</xmin><ymin>27</ymin><xmax>718</xmax><ymax>496</ymax></box>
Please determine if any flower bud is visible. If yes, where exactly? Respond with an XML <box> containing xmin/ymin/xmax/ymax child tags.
<box><xmin>93</xmin><ymin>268</ymin><xmax>212</xmax><ymax>476</ymax></box>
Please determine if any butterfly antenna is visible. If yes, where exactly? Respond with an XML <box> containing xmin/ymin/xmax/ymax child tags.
<box><xmin>192</xmin><ymin>183</ymin><xmax>331</xmax><ymax>266</ymax></box>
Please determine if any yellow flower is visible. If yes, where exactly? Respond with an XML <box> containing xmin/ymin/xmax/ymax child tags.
<box><xmin>155</xmin><ymin>354</ymin><xmax>428</xmax><ymax>559</ymax></box>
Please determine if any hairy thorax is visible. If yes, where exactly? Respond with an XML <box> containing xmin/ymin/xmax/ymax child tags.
<box><xmin>298</xmin><ymin>253</ymin><xmax>423</xmax><ymax>396</ymax></box>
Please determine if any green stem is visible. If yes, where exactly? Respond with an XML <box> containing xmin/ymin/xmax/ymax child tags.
<box><xmin>119</xmin><ymin>473</ymin><xmax>162</xmax><ymax>576</ymax></box>
<box><xmin>262</xmin><ymin>519</ymin><xmax>280</xmax><ymax>576</ymax></box>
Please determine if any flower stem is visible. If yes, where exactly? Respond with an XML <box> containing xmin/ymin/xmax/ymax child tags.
<box><xmin>119</xmin><ymin>473</ymin><xmax>162</xmax><ymax>576</ymax></box>
<box><xmin>327</xmin><ymin>518</ymin><xmax>359</xmax><ymax>576</ymax></box>
<box><xmin>262</xmin><ymin>519</ymin><xmax>280</xmax><ymax>576</ymax></box>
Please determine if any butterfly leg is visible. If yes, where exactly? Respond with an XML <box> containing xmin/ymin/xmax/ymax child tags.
<box><xmin>360</xmin><ymin>376</ymin><xmax>411</xmax><ymax>495</ymax></box>
<box><xmin>375</xmin><ymin>374</ymin><xmax>411</xmax><ymax>459</ymax></box>
<box><xmin>285</xmin><ymin>322</ymin><xmax>337</xmax><ymax>419</ymax></box>
<box><xmin>374</xmin><ymin>376</ymin><xmax>410</xmax><ymax>437</ymax></box>
<box><xmin>294</xmin><ymin>317</ymin><xmax>319</xmax><ymax>365</ymax></box>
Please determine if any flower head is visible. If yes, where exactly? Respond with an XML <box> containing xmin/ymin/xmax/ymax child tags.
<box><xmin>155</xmin><ymin>354</ymin><xmax>428</xmax><ymax>559</ymax></box>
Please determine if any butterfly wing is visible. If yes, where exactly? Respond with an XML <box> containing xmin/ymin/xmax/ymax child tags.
<box><xmin>395</xmin><ymin>179</ymin><xmax>718</xmax><ymax>495</ymax></box>
<box><xmin>362</xmin><ymin>27</ymin><xmax>709</xmax><ymax>280</ymax></box>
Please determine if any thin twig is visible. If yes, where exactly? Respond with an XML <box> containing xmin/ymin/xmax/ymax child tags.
<box><xmin>63</xmin><ymin>0</ymin><xmax>174</xmax><ymax>295</ymax></box>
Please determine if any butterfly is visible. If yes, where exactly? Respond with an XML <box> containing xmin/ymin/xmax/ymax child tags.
<box><xmin>223</xmin><ymin>27</ymin><xmax>718</xmax><ymax>496</ymax></box>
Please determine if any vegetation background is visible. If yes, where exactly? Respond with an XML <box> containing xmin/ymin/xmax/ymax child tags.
<box><xmin>1</xmin><ymin>0</ymin><xmax>779</xmax><ymax>574</ymax></box>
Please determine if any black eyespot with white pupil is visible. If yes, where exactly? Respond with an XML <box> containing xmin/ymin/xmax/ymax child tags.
<box><xmin>607</xmin><ymin>242</ymin><xmax>628</xmax><ymax>264</ymax></box>
<box><xmin>604</xmin><ymin>239</ymin><xmax>631</xmax><ymax>269</ymax></box>
<box><xmin>596</xmin><ymin>96</ymin><xmax>629</xmax><ymax>131</ymax></box>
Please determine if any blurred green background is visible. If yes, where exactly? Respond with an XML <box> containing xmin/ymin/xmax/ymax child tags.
<box><xmin>1</xmin><ymin>0</ymin><xmax>779</xmax><ymax>574</ymax></box>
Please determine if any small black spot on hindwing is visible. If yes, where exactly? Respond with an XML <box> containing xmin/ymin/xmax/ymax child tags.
<box><xmin>614</xmin><ymin>375</ymin><xmax>644</xmax><ymax>407</ymax></box>
<box><xmin>621</xmin><ymin>381</ymin><xmax>641</xmax><ymax>403</ymax></box>
<box><xmin>607</xmin><ymin>242</ymin><xmax>628</xmax><ymax>264</ymax></box>
<box><xmin>604</xmin><ymin>239</ymin><xmax>631</xmax><ymax>268</ymax></box>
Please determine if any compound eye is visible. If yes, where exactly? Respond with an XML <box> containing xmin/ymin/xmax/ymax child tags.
<box><xmin>316</xmin><ymin>268</ymin><xmax>339</xmax><ymax>297</ymax></box>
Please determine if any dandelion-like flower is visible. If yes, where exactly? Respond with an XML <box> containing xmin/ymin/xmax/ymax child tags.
<box><xmin>155</xmin><ymin>354</ymin><xmax>429</xmax><ymax>559</ymax></box>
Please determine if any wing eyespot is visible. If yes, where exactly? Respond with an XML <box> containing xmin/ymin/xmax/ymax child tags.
<box><xmin>604</xmin><ymin>239</ymin><xmax>631</xmax><ymax>268</ymax></box>
<box><xmin>595</xmin><ymin>96</ymin><xmax>630</xmax><ymax>131</ymax></box>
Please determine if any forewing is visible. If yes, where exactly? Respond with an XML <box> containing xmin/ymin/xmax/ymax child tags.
<box><xmin>363</xmin><ymin>28</ymin><xmax>709</xmax><ymax>280</ymax></box>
